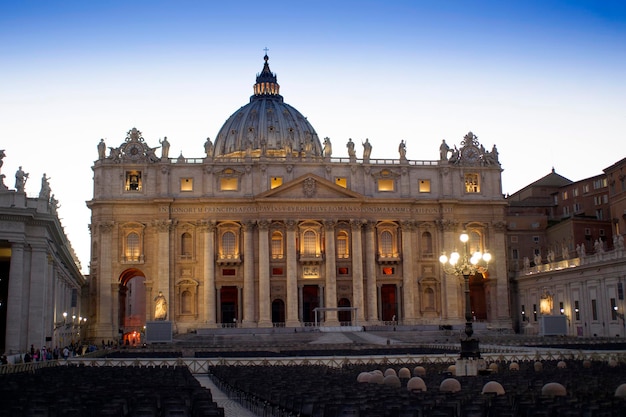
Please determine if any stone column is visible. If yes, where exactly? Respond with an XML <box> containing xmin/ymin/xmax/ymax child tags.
<box><xmin>257</xmin><ymin>220</ymin><xmax>272</xmax><ymax>327</ymax></box>
<box><xmin>96</xmin><ymin>222</ymin><xmax>115</xmax><ymax>340</ymax></box>
<box><xmin>364</xmin><ymin>221</ymin><xmax>379</xmax><ymax>324</ymax></box>
<box><xmin>5</xmin><ymin>242</ymin><xmax>24</xmax><ymax>354</ymax></box>
<box><xmin>242</xmin><ymin>221</ymin><xmax>256</xmax><ymax>327</ymax></box>
<box><xmin>439</xmin><ymin>220</ymin><xmax>462</xmax><ymax>321</ymax></box>
<box><xmin>490</xmin><ymin>221</ymin><xmax>512</xmax><ymax>327</ymax></box>
<box><xmin>216</xmin><ymin>287</ymin><xmax>222</xmax><ymax>324</ymax></box>
<box><xmin>376</xmin><ymin>284</ymin><xmax>382</xmax><ymax>321</ymax></box>
<box><xmin>401</xmin><ymin>220</ymin><xmax>417</xmax><ymax>324</ymax></box>
<box><xmin>28</xmin><ymin>245</ymin><xmax>49</xmax><ymax>347</ymax></box>
<box><xmin>324</xmin><ymin>220</ymin><xmax>339</xmax><ymax>325</ymax></box>
<box><xmin>350</xmin><ymin>220</ymin><xmax>365</xmax><ymax>323</ymax></box>
<box><xmin>285</xmin><ymin>220</ymin><xmax>300</xmax><ymax>326</ymax></box>
<box><xmin>238</xmin><ymin>286</ymin><xmax>243</xmax><ymax>324</ymax></box>
<box><xmin>201</xmin><ymin>221</ymin><xmax>216</xmax><ymax>327</ymax></box>
<box><xmin>153</xmin><ymin>220</ymin><xmax>172</xmax><ymax>320</ymax></box>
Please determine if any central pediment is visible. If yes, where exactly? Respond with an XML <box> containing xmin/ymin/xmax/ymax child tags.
<box><xmin>255</xmin><ymin>173</ymin><xmax>363</xmax><ymax>200</ymax></box>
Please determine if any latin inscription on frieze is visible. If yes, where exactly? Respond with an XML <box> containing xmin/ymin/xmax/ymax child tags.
<box><xmin>161</xmin><ymin>205</ymin><xmax>451</xmax><ymax>215</ymax></box>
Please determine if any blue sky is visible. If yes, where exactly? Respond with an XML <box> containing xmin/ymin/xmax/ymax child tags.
<box><xmin>1</xmin><ymin>1</ymin><xmax>625</xmax><ymax>272</ymax></box>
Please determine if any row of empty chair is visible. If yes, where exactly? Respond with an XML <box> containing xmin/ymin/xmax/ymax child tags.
<box><xmin>209</xmin><ymin>359</ymin><xmax>626</xmax><ymax>417</ymax></box>
<box><xmin>0</xmin><ymin>365</ymin><xmax>224</xmax><ymax>417</ymax></box>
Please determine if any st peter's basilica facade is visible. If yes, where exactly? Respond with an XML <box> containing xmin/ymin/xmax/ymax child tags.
<box><xmin>87</xmin><ymin>55</ymin><xmax>510</xmax><ymax>342</ymax></box>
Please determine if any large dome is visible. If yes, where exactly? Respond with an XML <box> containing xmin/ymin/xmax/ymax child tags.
<box><xmin>214</xmin><ymin>54</ymin><xmax>323</xmax><ymax>158</ymax></box>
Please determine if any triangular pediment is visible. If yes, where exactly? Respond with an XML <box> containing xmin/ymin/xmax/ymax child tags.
<box><xmin>256</xmin><ymin>173</ymin><xmax>363</xmax><ymax>200</ymax></box>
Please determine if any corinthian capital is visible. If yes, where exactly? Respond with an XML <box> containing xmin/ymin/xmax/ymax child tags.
<box><xmin>152</xmin><ymin>219</ymin><xmax>173</xmax><ymax>233</ymax></box>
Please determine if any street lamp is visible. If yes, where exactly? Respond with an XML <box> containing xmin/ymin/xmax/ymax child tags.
<box><xmin>439</xmin><ymin>230</ymin><xmax>491</xmax><ymax>362</ymax></box>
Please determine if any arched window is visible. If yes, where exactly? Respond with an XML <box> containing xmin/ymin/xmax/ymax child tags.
<box><xmin>126</xmin><ymin>232</ymin><xmax>140</xmax><ymax>261</ymax></box>
<box><xmin>181</xmin><ymin>232</ymin><xmax>192</xmax><ymax>257</ymax></box>
<box><xmin>468</xmin><ymin>230</ymin><xmax>482</xmax><ymax>254</ymax></box>
<box><xmin>421</xmin><ymin>231</ymin><xmax>433</xmax><ymax>257</ymax></box>
<box><xmin>380</xmin><ymin>230</ymin><xmax>393</xmax><ymax>257</ymax></box>
<box><xmin>303</xmin><ymin>230</ymin><xmax>317</xmax><ymax>256</ymax></box>
<box><xmin>222</xmin><ymin>231</ymin><xmax>236</xmax><ymax>258</ymax></box>
<box><xmin>424</xmin><ymin>287</ymin><xmax>436</xmax><ymax>311</ymax></box>
<box><xmin>271</xmin><ymin>231</ymin><xmax>284</xmax><ymax>259</ymax></box>
<box><xmin>337</xmin><ymin>231</ymin><xmax>349</xmax><ymax>258</ymax></box>
<box><xmin>181</xmin><ymin>290</ymin><xmax>192</xmax><ymax>314</ymax></box>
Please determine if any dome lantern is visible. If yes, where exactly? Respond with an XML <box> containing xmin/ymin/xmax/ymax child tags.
<box><xmin>252</xmin><ymin>54</ymin><xmax>282</xmax><ymax>101</ymax></box>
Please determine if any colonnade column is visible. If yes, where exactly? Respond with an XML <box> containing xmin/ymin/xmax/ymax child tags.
<box><xmin>97</xmin><ymin>222</ymin><xmax>115</xmax><ymax>340</ymax></box>
<box><xmin>5</xmin><ymin>242</ymin><xmax>24</xmax><ymax>354</ymax></box>
<box><xmin>285</xmin><ymin>220</ymin><xmax>300</xmax><ymax>326</ymax></box>
<box><xmin>401</xmin><ymin>220</ymin><xmax>417</xmax><ymax>324</ymax></box>
<box><xmin>490</xmin><ymin>222</ymin><xmax>511</xmax><ymax>327</ymax></box>
<box><xmin>154</xmin><ymin>220</ymin><xmax>172</xmax><ymax>320</ymax></box>
<box><xmin>364</xmin><ymin>221</ymin><xmax>378</xmax><ymax>324</ymax></box>
<box><xmin>201</xmin><ymin>221</ymin><xmax>216</xmax><ymax>327</ymax></box>
<box><xmin>257</xmin><ymin>220</ymin><xmax>272</xmax><ymax>327</ymax></box>
<box><xmin>439</xmin><ymin>220</ymin><xmax>462</xmax><ymax>320</ymax></box>
<box><xmin>242</xmin><ymin>221</ymin><xmax>256</xmax><ymax>326</ymax></box>
<box><xmin>324</xmin><ymin>220</ymin><xmax>338</xmax><ymax>325</ymax></box>
<box><xmin>351</xmin><ymin>220</ymin><xmax>365</xmax><ymax>323</ymax></box>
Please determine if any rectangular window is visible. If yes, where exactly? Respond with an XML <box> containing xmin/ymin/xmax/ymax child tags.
<box><xmin>271</xmin><ymin>236</ymin><xmax>283</xmax><ymax>259</ymax></box>
<box><xmin>125</xmin><ymin>171</ymin><xmax>142</xmax><ymax>191</ymax></box>
<box><xmin>512</xmin><ymin>249</ymin><xmax>519</xmax><ymax>259</ymax></box>
<box><xmin>270</xmin><ymin>176</ymin><xmax>283</xmax><ymax>189</ymax></box>
<box><xmin>574</xmin><ymin>300</ymin><xmax>580</xmax><ymax>320</ymax></box>
<box><xmin>562</xmin><ymin>191</ymin><xmax>568</xmax><ymax>200</ymax></box>
<box><xmin>382</xmin><ymin>267</ymin><xmax>395</xmax><ymax>275</ymax></box>
<box><xmin>271</xmin><ymin>267</ymin><xmax>284</xmax><ymax>276</ymax></box>
<box><xmin>559</xmin><ymin>301</ymin><xmax>564</xmax><ymax>315</ymax></box>
<box><xmin>591</xmin><ymin>299</ymin><xmax>598</xmax><ymax>320</ymax></box>
<box><xmin>533</xmin><ymin>304</ymin><xmax>537</xmax><ymax>321</ymax></box>
<box><xmin>583</xmin><ymin>184</ymin><xmax>590</xmax><ymax>193</ymax></box>
<box><xmin>220</xmin><ymin>177</ymin><xmax>238</xmax><ymax>191</ymax></box>
<box><xmin>336</xmin><ymin>235</ymin><xmax>349</xmax><ymax>258</ymax></box>
<box><xmin>335</xmin><ymin>177</ymin><xmax>347</xmax><ymax>188</ymax></box>
<box><xmin>573</xmin><ymin>188</ymin><xmax>579</xmax><ymax>197</ymax></box>
<box><xmin>573</xmin><ymin>203</ymin><xmax>581</xmax><ymax>212</ymax></box>
<box><xmin>464</xmin><ymin>173</ymin><xmax>480</xmax><ymax>193</ymax></box>
<box><xmin>222</xmin><ymin>268</ymin><xmax>236</xmax><ymax>276</ymax></box>
<box><xmin>377</xmin><ymin>179</ymin><xmax>394</xmax><ymax>192</ymax></box>
<box><xmin>533</xmin><ymin>236</ymin><xmax>540</xmax><ymax>244</ymax></box>
<box><xmin>611</xmin><ymin>298</ymin><xmax>617</xmax><ymax>320</ymax></box>
<box><xmin>418</xmin><ymin>179</ymin><xmax>431</xmax><ymax>193</ymax></box>
<box><xmin>180</xmin><ymin>178</ymin><xmax>193</xmax><ymax>191</ymax></box>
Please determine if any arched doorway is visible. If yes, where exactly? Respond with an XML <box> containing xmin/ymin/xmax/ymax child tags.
<box><xmin>302</xmin><ymin>285</ymin><xmax>320</xmax><ymax>323</ymax></box>
<box><xmin>271</xmin><ymin>299</ymin><xmax>285</xmax><ymax>325</ymax></box>
<box><xmin>381</xmin><ymin>284</ymin><xmax>397</xmax><ymax>322</ymax></box>
<box><xmin>338</xmin><ymin>298</ymin><xmax>351</xmax><ymax>324</ymax></box>
<box><xmin>118</xmin><ymin>269</ymin><xmax>147</xmax><ymax>343</ymax></box>
<box><xmin>470</xmin><ymin>273</ymin><xmax>488</xmax><ymax>320</ymax></box>
<box><xmin>220</xmin><ymin>286</ymin><xmax>238</xmax><ymax>326</ymax></box>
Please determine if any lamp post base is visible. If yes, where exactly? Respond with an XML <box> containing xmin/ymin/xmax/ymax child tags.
<box><xmin>455</xmin><ymin>358</ymin><xmax>486</xmax><ymax>376</ymax></box>
<box><xmin>460</xmin><ymin>338</ymin><xmax>481</xmax><ymax>359</ymax></box>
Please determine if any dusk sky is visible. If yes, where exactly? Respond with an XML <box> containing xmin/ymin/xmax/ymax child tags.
<box><xmin>1</xmin><ymin>1</ymin><xmax>625</xmax><ymax>272</ymax></box>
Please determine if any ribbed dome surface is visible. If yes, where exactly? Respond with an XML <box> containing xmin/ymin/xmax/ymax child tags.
<box><xmin>214</xmin><ymin>54</ymin><xmax>322</xmax><ymax>158</ymax></box>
